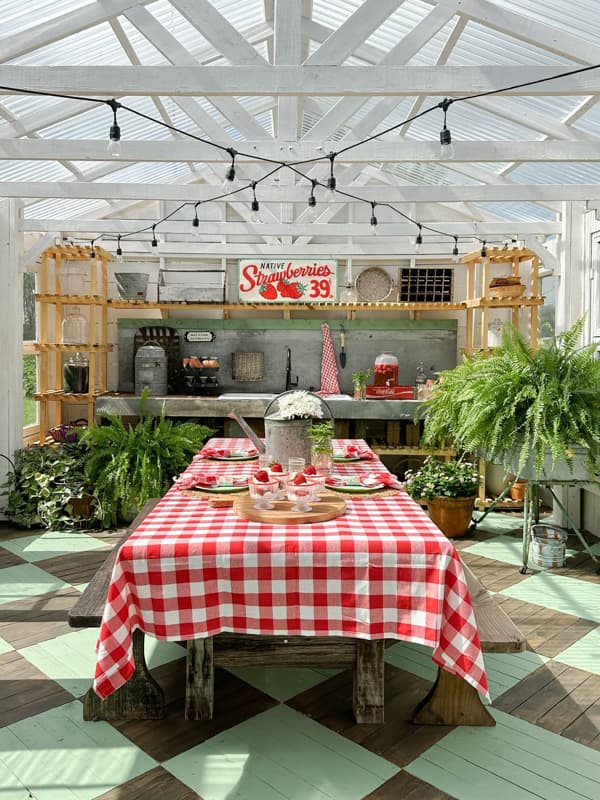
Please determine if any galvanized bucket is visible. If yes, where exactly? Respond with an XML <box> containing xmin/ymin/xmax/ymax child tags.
<box><xmin>531</xmin><ymin>524</ymin><xmax>568</xmax><ymax>568</ymax></box>
<box><xmin>264</xmin><ymin>392</ymin><xmax>332</xmax><ymax>468</ymax></box>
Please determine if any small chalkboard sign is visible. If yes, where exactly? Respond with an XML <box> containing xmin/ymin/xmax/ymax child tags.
<box><xmin>185</xmin><ymin>330</ymin><xmax>215</xmax><ymax>343</ymax></box>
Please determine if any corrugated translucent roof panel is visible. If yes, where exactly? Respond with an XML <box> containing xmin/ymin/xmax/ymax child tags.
<box><xmin>24</xmin><ymin>198</ymin><xmax>112</xmax><ymax>220</ymax></box>
<box><xmin>478</xmin><ymin>202</ymin><xmax>557</xmax><ymax>221</ymax></box>
<box><xmin>511</xmin><ymin>162</ymin><xmax>600</xmax><ymax>184</ymax></box>
<box><xmin>0</xmin><ymin>0</ymin><xmax>91</xmax><ymax>37</ymax></box>
<box><xmin>95</xmin><ymin>161</ymin><xmax>192</xmax><ymax>184</ymax></box>
<box><xmin>10</xmin><ymin>21</ymin><xmax>129</xmax><ymax>66</ymax></box>
<box><xmin>490</xmin><ymin>0</ymin><xmax>600</xmax><ymax>44</ymax></box>
<box><xmin>406</xmin><ymin>97</ymin><xmax>538</xmax><ymax>141</ymax></box>
<box><xmin>0</xmin><ymin>159</ymin><xmax>71</xmax><ymax>181</ymax></box>
<box><xmin>384</xmin><ymin>162</ymin><xmax>481</xmax><ymax>186</ymax></box>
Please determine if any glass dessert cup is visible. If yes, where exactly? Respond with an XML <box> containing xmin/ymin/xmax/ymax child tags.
<box><xmin>269</xmin><ymin>469</ymin><xmax>290</xmax><ymax>500</ymax></box>
<box><xmin>306</xmin><ymin>474</ymin><xmax>327</xmax><ymax>501</ymax></box>
<box><xmin>249</xmin><ymin>478</ymin><xmax>278</xmax><ymax>509</ymax></box>
<box><xmin>287</xmin><ymin>457</ymin><xmax>306</xmax><ymax>477</ymax></box>
<box><xmin>286</xmin><ymin>480</ymin><xmax>316</xmax><ymax>512</ymax></box>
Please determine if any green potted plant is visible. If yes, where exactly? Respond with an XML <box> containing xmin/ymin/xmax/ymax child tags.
<box><xmin>352</xmin><ymin>369</ymin><xmax>370</xmax><ymax>400</ymax></box>
<box><xmin>82</xmin><ymin>394</ymin><xmax>212</xmax><ymax>527</ymax></box>
<box><xmin>421</xmin><ymin>317</ymin><xmax>600</xmax><ymax>481</ymax></box>
<box><xmin>309</xmin><ymin>419</ymin><xmax>335</xmax><ymax>474</ymax></box>
<box><xmin>2</xmin><ymin>440</ymin><xmax>95</xmax><ymax>529</ymax></box>
<box><xmin>404</xmin><ymin>457</ymin><xmax>481</xmax><ymax>538</ymax></box>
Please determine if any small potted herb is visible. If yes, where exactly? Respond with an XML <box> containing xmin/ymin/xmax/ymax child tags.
<box><xmin>352</xmin><ymin>369</ymin><xmax>371</xmax><ymax>400</ymax></box>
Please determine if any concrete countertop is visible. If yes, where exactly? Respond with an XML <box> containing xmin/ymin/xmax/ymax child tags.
<box><xmin>95</xmin><ymin>394</ymin><xmax>427</xmax><ymax>420</ymax></box>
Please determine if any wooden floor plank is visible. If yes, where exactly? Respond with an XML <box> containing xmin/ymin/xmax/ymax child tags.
<box><xmin>537</xmin><ymin>673</ymin><xmax>600</xmax><ymax>735</ymax></box>
<box><xmin>93</xmin><ymin>766</ymin><xmax>200</xmax><ymax>800</ymax></box>
<box><xmin>510</xmin><ymin>665</ymin><xmax>591</xmax><ymax>723</ymax></box>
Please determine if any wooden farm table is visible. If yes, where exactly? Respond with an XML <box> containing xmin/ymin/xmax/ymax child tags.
<box><xmin>93</xmin><ymin>439</ymin><xmax>489</xmax><ymax>724</ymax></box>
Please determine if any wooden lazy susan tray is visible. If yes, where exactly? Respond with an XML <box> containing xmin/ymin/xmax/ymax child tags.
<box><xmin>234</xmin><ymin>493</ymin><xmax>347</xmax><ymax>524</ymax></box>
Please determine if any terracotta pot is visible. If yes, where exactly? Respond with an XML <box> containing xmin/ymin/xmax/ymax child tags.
<box><xmin>427</xmin><ymin>495</ymin><xmax>476</xmax><ymax>538</ymax></box>
<box><xmin>509</xmin><ymin>480</ymin><xmax>527</xmax><ymax>502</ymax></box>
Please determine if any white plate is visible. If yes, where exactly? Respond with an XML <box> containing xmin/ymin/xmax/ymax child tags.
<box><xmin>333</xmin><ymin>455</ymin><xmax>362</xmax><ymax>463</ymax></box>
<box><xmin>209</xmin><ymin>453</ymin><xmax>258</xmax><ymax>461</ymax></box>
<box><xmin>190</xmin><ymin>483</ymin><xmax>248</xmax><ymax>493</ymax></box>
<box><xmin>328</xmin><ymin>482</ymin><xmax>385</xmax><ymax>494</ymax></box>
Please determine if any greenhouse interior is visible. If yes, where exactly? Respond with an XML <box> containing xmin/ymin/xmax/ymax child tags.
<box><xmin>0</xmin><ymin>1</ymin><xmax>600</xmax><ymax>798</ymax></box>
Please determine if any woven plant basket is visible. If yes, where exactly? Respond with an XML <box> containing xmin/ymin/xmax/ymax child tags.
<box><xmin>488</xmin><ymin>283</ymin><xmax>525</xmax><ymax>300</ymax></box>
<box><xmin>232</xmin><ymin>351</ymin><xmax>264</xmax><ymax>381</ymax></box>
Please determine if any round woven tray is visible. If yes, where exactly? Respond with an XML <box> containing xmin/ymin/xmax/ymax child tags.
<box><xmin>355</xmin><ymin>267</ymin><xmax>393</xmax><ymax>302</ymax></box>
<box><xmin>488</xmin><ymin>284</ymin><xmax>525</xmax><ymax>300</ymax></box>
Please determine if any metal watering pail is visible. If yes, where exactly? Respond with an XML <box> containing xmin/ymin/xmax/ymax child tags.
<box><xmin>263</xmin><ymin>392</ymin><xmax>333</xmax><ymax>468</ymax></box>
<box><xmin>531</xmin><ymin>524</ymin><xmax>568</xmax><ymax>568</ymax></box>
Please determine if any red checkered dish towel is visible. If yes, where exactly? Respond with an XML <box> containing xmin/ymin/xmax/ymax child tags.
<box><xmin>93</xmin><ymin>438</ymin><xmax>489</xmax><ymax>703</ymax></box>
<box><xmin>316</xmin><ymin>322</ymin><xmax>340</xmax><ymax>396</ymax></box>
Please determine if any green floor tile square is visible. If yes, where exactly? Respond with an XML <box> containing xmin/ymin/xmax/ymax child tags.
<box><xmin>0</xmin><ymin>700</ymin><xmax>156</xmax><ymax>800</ymax></box>
<box><xmin>0</xmin><ymin>563</ymin><xmax>69</xmax><ymax>605</ymax></box>
<box><xmin>0</xmin><ymin>530</ymin><xmax>110</xmax><ymax>563</ymax></box>
<box><xmin>406</xmin><ymin>707</ymin><xmax>600</xmax><ymax>800</ymax></box>
<box><xmin>19</xmin><ymin>629</ymin><xmax>185</xmax><ymax>698</ymax></box>
<box><xmin>385</xmin><ymin>641</ymin><xmax>547</xmax><ymax>701</ymax></box>
<box><xmin>500</xmin><ymin>572</ymin><xmax>600</xmax><ymax>622</ymax></box>
<box><xmin>226</xmin><ymin>665</ymin><xmax>339</xmax><ymax>702</ymax></box>
<box><xmin>164</xmin><ymin>704</ymin><xmax>399</xmax><ymax>800</ymax></box>
<box><xmin>473</xmin><ymin>512</ymin><xmax>524</xmax><ymax>535</ymax></box>
<box><xmin>553</xmin><ymin>626</ymin><xmax>600</xmax><ymax>675</ymax></box>
<box><xmin>0</xmin><ymin>635</ymin><xmax>14</xmax><ymax>655</ymax></box>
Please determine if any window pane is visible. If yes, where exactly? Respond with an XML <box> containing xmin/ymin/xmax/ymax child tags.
<box><xmin>538</xmin><ymin>275</ymin><xmax>555</xmax><ymax>339</ymax></box>
<box><xmin>23</xmin><ymin>354</ymin><xmax>38</xmax><ymax>426</ymax></box>
<box><xmin>23</xmin><ymin>271</ymin><xmax>36</xmax><ymax>341</ymax></box>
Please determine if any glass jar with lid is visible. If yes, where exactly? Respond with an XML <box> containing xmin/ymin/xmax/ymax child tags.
<box><xmin>61</xmin><ymin>308</ymin><xmax>88</xmax><ymax>344</ymax></box>
<box><xmin>374</xmin><ymin>352</ymin><xmax>399</xmax><ymax>386</ymax></box>
<box><xmin>63</xmin><ymin>352</ymin><xmax>89</xmax><ymax>393</ymax></box>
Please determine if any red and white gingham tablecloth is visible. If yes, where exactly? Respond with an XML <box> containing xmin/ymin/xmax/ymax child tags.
<box><xmin>94</xmin><ymin>438</ymin><xmax>489</xmax><ymax>700</ymax></box>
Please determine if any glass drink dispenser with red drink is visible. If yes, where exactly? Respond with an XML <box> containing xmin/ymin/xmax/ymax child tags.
<box><xmin>373</xmin><ymin>352</ymin><xmax>399</xmax><ymax>386</ymax></box>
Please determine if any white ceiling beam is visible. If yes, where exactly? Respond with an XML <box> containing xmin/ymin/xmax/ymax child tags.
<box><xmin>9</xmin><ymin>139</ymin><xmax>600</xmax><ymax>162</ymax></box>
<box><xmin>303</xmin><ymin>4</ymin><xmax>457</xmax><ymax>142</ymax></box>
<box><xmin>124</xmin><ymin>6</ymin><xmax>270</xmax><ymax>140</ymax></box>
<box><xmin>274</xmin><ymin>0</ymin><xmax>302</xmax><ymax>141</ymax></box>
<box><xmin>148</xmin><ymin>241</ymin><xmax>526</xmax><ymax>256</ymax></box>
<box><xmin>3</xmin><ymin>65</ymin><xmax>600</xmax><ymax>96</ymax></box>
<box><xmin>431</xmin><ymin>0</ymin><xmax>600</xmax><ymax>64</ymax></box>
<box><xmin>11</xmin><ymin>182</ymin><xmax>600</xmax><ymax>202</ymax></box>
<box><xmin>305</xmin><ymin>0</ymin><xmax>404</xmax><ymax>66</ymax></box>
<box><xmin>169</xmin><ymin>0</ymin><xmax>269</xmax><ymax>65</ymax></box>
<box><xmin>0</xmin><ymin>0</ymin><xmax>154</xmax><ymax>63</ymax></box>
<box><xmin>23</xmin><ymin>219</ymin><xmax>559</xmax><ymax>236</ymax></box>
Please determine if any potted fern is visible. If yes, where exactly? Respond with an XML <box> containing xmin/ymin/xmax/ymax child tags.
<box><xmin>81</xmin><ymin>393</ymin><xmax>212</xmax><ymax>526</ymax></box>
<box><xmin>421</xmin><ymin>317</ymin><xmax>600</xmax><ymax>481</ymax></box>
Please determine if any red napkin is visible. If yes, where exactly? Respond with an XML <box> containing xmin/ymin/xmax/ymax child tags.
<box><xmin>175</xmin><ymin>472</ymin><xmax>248</xmax><ymax>489</ymax></box>
<box><xmin>337</xmin><ymin>444</ymin><xmax>375</xmax><ymax>460</ymax></box>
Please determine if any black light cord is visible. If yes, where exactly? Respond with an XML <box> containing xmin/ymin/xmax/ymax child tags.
<box><xmin>6</xmin><ymin>60</ymin><xmax>596</xmax><ymax>250</ymax></box>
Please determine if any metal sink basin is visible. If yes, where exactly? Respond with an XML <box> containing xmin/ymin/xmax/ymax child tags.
<box><xmin>218</xmin><ymin>393</ymin><xmax>277</xmax><ymax>400</ymax></box>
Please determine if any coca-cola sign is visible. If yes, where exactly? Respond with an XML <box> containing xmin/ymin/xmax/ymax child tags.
<box><xmin>238</xmin><ymin>258</ymin><xmax>337</xmax><ymax>303</ymax></box>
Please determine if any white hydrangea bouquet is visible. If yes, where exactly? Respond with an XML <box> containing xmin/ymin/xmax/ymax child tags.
<box><xmin>277</xmin><ymin>390</ymin><xmax>324</xmax><ymax>420</ymax></box>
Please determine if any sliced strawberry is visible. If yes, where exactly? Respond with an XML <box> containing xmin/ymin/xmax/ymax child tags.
<box><xmin>293</xmin><ymin>472</ymin><xmax>307</xmax><ymax>485</ymax></box>
<box><xmin>270</xmin><ymin>462</ymin><xmax>283</xmax><ymax>472</ymax></box>
<box><xmin>303</xmin><ymin>464</ymin><xmax>317</xmax><ymax>475</ymax></box>
<box><xmin>254</xmin><ymin>469</ymin><xmax>270</xmax><ymax>482</ymax></box>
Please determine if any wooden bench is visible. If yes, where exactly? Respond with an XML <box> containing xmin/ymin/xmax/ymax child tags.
<box><xmin>69</xmin><ymin>502</ymin><xmax>525</xmax><ymax>726</ymax></box>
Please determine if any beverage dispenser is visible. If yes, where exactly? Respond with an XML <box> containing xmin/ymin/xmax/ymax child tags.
<box><xmin>366</xmin><ymin>352</ymin><xmax>415</xmax><ymax>399</ymax></box>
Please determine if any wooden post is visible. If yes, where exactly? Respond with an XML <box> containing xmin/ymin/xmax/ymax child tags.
<box><xmin>353</xmin><ymin>639</ymin><xmax>384</xmax><ymax>723</ymax></box>
<box><xmin>412</xmin><ymin>667</ymin><xmax>495</xmax><ymax>726</ymax></box>
<box><xmin>185</xmin><ymin>638</ymin><xmax>215</xmax><ymax>720</ymax></box>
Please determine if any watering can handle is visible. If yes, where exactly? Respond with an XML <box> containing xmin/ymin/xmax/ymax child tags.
<box><xmin>226</xmin><ymin>411</ymin><xmax>266</xmax><ymax>453</ymax></box>
<box><xmin>264</xmin><ymin>390</ymin><xmax>333</xmax><ymax>420</ymax></box>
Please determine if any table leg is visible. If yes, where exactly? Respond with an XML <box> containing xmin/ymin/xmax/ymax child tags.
<box><xmin>412</xmin><ymin>667</ymin><xmax>495</xmax><ymax>726</ymax></box>
<box><xmin>185</xmin><ymin>638</ymin><xmax>214</xmax><ymax>720</ymax></box>
<box><xmin>353</xmin><ymin>639</ymin><xmax>385</xmax><ymax>723</ymax></box>
<box><xmin>83</xmin><ymin>629</ymin><xmax>165</xmax><ymax>720</ymax></box>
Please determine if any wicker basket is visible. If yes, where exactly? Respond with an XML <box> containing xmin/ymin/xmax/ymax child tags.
<box><xmin>488</xmin><ymin>283</ymin><xmax>526</xmax><ymax>300</ymax></box>
<box><xmin>232</xmin><ymin>351</ymin><xmax>264</xmax><ymax>382</ymax></box>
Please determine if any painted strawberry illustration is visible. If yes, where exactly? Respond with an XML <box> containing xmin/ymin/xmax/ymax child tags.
<box><xmin>259</xmin><ymin>284</ymin><xmax>278</xmax><ymax>300</ymax></box>
<box><xmin>277</xmin><ymin>278</ymin><xmax>289</xmax><ymax>294</ymax></box>
<box><xmin>281</xmin><ymin>281</ymin><xmax>305</xmax><ymax>299</ymax></box>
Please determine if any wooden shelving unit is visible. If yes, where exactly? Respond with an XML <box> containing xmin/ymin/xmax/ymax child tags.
<box><xmin>35</xmin><ymin>243</ymin><xmax>113</xmax><ymax>440</ymax></box>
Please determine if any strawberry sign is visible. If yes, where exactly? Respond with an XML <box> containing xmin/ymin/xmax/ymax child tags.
<box><xmin>238</xmin><ymin>259</ymin><xmax>337</xmax><ymax>303</ymax></box>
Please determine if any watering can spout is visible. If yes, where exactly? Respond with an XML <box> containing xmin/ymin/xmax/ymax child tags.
<box><xmin>226</xmin><ymin>411</ymin><xmax>265</xmax><ymax>453</ymax></box>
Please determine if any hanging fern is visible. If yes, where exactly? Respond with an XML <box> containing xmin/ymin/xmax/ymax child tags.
<box><xmin>421</xmin><ymin>317</ymin><xmax>600</xmax><ymax>479</ymax></box>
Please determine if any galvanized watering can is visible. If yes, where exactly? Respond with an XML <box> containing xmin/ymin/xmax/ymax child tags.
<box><xmin>264</xmin><ymin>391</ymin><xmax>333</xmax><ymax>468</ymax></box>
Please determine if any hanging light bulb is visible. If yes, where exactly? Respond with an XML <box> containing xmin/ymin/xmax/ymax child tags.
<box><xmin>439</xmin><ymin>98</ymin><xmax>454</xmax><ymax>159</ymax></box>
<box><xmin>89</xmin><ymin>240</ymin><xmax>96</xmax><ymax>259</ymax></box>
<box><xmin>222</xmin><ymin>147</ymin><xmax>237</xmax><ymax>189</ymax></box>
<box><xmin>116</xmin><ymin>235</ymin><xmax>123</xmax><ymax>262</ymax></box>
<box><xmin>326</xmin><ymin>152</ymin><xmax>337</xmax><ymax>203</ymax></box>
<box><xmin>480</xmin><ymin>240</ymin><xmax>487</xmax><ymax>258</ymax></box>
<box><xmin>192</xmin><ymin>203</ymin><xmax>200</xmax><ymax>229</ymax></box>
<box><xmin>151</xmin><ymin>225</ymin><xmax>158</xmax><ymax>248</ymax></box>
<box><xmin>307</xmin><ymin>181</ymin><xmax>318</xmax><ymax>221</ymax></box>
<box><xmin>369</xmin><ymin>202</ymin><xmax>378</xmax><ymax>235</ymax></box>
<box><xmin>452</xmin><ymin>236</ymin><xmax>459</xmax><ymax>263</ymax></box>
<box><xmin>251</xmin><ymin>182</ymin><xmax>262</xmax><ymax>223</ymax></box>
<box><xmin>107</xmin><ymin>99</ymin><xmax>121</xmax><ymax>157</ymax></box>
<box><xmin>413</xmin><ymin>224</ymin><xmax>423</xmax><ymax>253</ymax></box>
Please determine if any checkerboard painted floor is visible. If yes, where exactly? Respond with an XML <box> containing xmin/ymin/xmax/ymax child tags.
<box><xmin>0</xmin><ymin>513</ymin><xmax>599</xmax><ymax>800</ymax></box>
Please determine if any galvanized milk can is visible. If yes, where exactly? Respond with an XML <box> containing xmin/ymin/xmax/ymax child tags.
<box><xmin>134</xmin><ymin>341</ymin><xmax>168</xmax><ymax>395</ymax></box>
